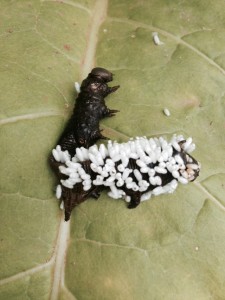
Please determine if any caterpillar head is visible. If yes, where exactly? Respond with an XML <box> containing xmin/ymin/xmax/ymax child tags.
<box><xmin>90</xmin><ymin>67</ymin><xmax>113</xmax><ymax>82</ymax></box>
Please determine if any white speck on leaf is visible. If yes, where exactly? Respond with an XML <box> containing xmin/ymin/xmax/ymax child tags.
<box><xmin>152</xmin><ymin>32</ymin><xmax>164</xmax><ymax>45</ymax></box>
<box><xmin>163</xmin><ymin>108</ymin><xmax>171</xmax><ymax>116</ymax></box>
<box><xmin>74</xmin><ymin>82</ymin><xmax>80</xmax><ymax>93</ymax></box>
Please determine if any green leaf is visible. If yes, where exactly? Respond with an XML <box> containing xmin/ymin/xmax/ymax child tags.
<box><xmin>1</xmin><ymin>0</ymin><xmax>225</xmax><ymax>299</ymax></box>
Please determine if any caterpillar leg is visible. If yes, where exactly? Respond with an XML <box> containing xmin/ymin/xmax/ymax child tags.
<box><xmin>101</xmin><ymin>105</ymin><xmax>119</xmax><ymax>118</ymax></box>
<box><xmin>107</xmin><ymin>85</ymin><xmax>120</xmax><ymax>95</ymax></box>
<box><xmin>127</xmin><ymin>191</ymin><xmax>141</xmax><ymax>209</ymax></box>
<box><xmin>91</xmin><ymin>129</ymin><xmax>109</xmax><ymax>141</ymax></box>
<box><xmin>106</xmin><ymin>109</ymin><xmax>120</xmax><ymax>117</ymax></box>
<box><xmin>89</xmin><ymin>187</ymin><xmax>102</xmax><ymax>199</ymax></box>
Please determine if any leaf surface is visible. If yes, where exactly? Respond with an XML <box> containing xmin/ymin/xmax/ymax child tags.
<box><xmin>0</xmin><ymin>1</ymin><xmax>225</xmax><ymax>299</ymax></box>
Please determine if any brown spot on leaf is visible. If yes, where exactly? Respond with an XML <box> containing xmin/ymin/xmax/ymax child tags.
<box><xmin>64</xmin><ymin>44</ymin><xmax>71</xmax><ymax>51</ymax></box>
<box><xmin>178</xmin><ymin>95</ymin><xmax>201</xmax><ymax>109</ymax></box>
<box><xmin>183</xmin><ymin>96</ymin><xmax>200</xmax><ymax>108</ymax></box>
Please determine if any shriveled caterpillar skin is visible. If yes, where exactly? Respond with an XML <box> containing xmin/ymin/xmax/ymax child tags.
<box><xmin>50</xmin><ymin>68</ymin><xmax>119</xmax><ymax>205</ymax></box>
<box><xmin>52</xmin><ymin>136</ymin><xmax>200</xmax><ymax>221</ymax></box>
<box><xmin>56</xmin><ymin>67</ymin><xmax>120</xmax><ymax>155</ymax></box>
<box><xmin>50</xmin><ymin>68</ymin><xmax>119</xmax><ymax>221</ymax></box>
<box><xmin>56</xmin><ymin>160</ymin><xmax>103</xmax><ymax>221</ymax></box>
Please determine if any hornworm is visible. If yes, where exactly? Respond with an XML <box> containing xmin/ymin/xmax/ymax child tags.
<box><xmin>50</xmin><ymin>68</ymin><xmax>200</xmax><ymax>221</ymax></box>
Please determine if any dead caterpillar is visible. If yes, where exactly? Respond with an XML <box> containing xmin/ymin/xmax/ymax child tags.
<box><xmin>52</xmin><ymin>135</ymin><xmax>200</xmax><ymax>221</ymax></box>
<box><xmin>56</xmin><ymin>67</ymin><xmax>120</xmax><ymax>156</ymax></box>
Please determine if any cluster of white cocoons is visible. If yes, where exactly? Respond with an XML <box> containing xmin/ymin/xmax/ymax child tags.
<box><xmin>52</xmin><ymin>135</ymin><xmax>200</xmax><ymax>203</ymax></box>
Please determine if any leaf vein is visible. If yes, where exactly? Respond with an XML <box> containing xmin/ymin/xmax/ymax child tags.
<box><xmin>0</xmin><ymin>111</ymin><xmax>63</xmax><ymax>126</ymax></box>
<box><xmin>194</xmin><ymin>182</ymin><xmax>225</xmax><ymax>212</ymax></box>
<box><xmin>35</xmin><ymin>30</ymin><xmax>79</xmax><ymax>64</ymax></box>
<box><xmin>3</xmin><ymin>60</ymin><xmax>70</xmax><ymax>105</ymax></box>
<box><xmin>109</xmin><ymin>17</ymin><xmax>225</xmax><ymax>76</ymax></box>
<box><xmin>76</xmin><ymin>238</ymin><xmax>148</xmax><ymax>255</ymax></box>
<box><xmin>43</xmin><ymin>0</ymin><xmax>91</xmax><ymax>15</ymax></box>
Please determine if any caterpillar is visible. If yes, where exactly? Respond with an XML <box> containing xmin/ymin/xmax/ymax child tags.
<box><xmin>50</xmin><ymin>67</ymin><xmax>120</xmax><ymax>218</ymax></box>
<box><xmin>52</xmin><ymin>136</ymin><xmax>200</xmax><ymax>221</ymax></box>
<box><xmin>55</xmin><ymin>67</ymin><xmax>120</xmax><ymax>156</ymax></box>
<box><xmin>50</xmin><ymin>68</ymin><xmax>200</xmax><ymax>221</ymax></box>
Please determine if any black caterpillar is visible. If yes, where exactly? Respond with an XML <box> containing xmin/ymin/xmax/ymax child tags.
<box><xmin>50</xmin><ymin>68</ymin><xmax>200</xmax><ymax>221</ymax></box>
<box><xmin>57</xmin><ymin>67</ymin><xmax>119</xmax><ymax>155</ymax></box>
<box><xmin>50</xmin><ymin>68</ymin><xmax>120</xmax><ymax>219</ymax></box>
